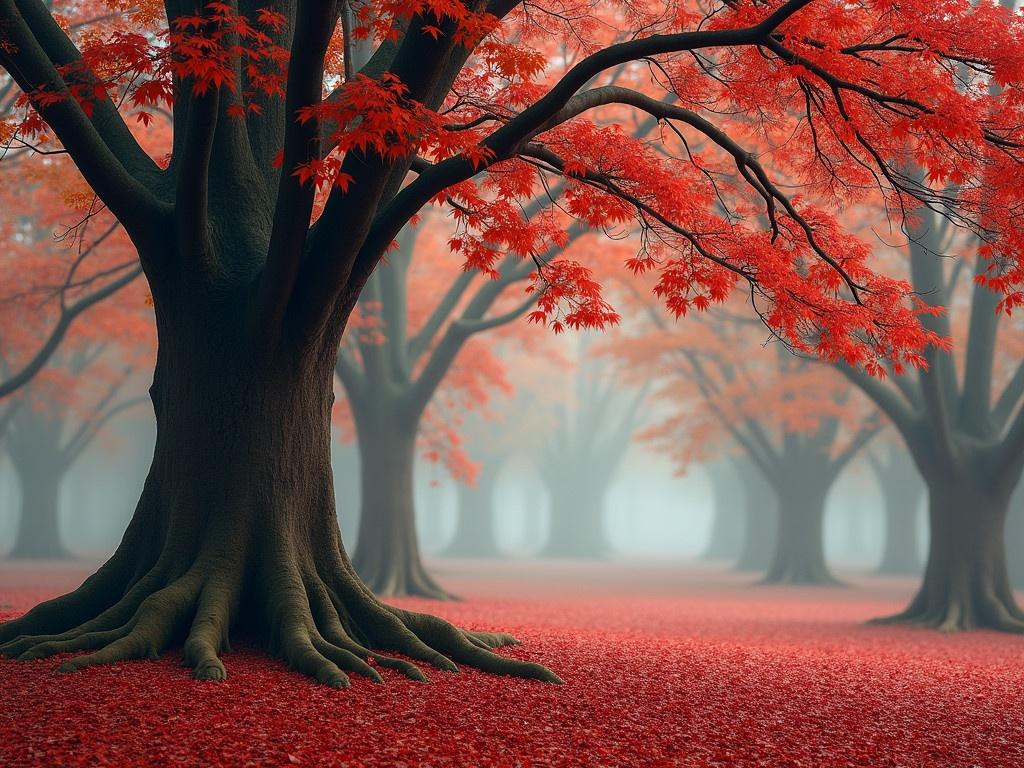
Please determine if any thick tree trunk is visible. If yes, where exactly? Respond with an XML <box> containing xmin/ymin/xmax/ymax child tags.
<box><xmin>734</xmin><ymin>465</ymin><xmax>777</xmax><ymax>573</ymax></box>
<box><xmin>540</xmin><ymin>482</ymin><xmax>608</xmax><ymax>559</ymax></box>
<box><xmin>701</xmin><ymin>462</ymin><xmax>744</xmax><ymax>561</ymax></box>
<box><xmin>444</xmin><ymin>464</ymin><xmax>501</xmax><ymax>558</ymax></box>
<box><xmin>0</xmin><ymin>328</ymin><xmax>555</xmax><ymax>684</ymax></box>
<box><xmin>879</xmin><ymin>478</ymin><xmax>1023</xmax><ymax>630</ymax></box>
<box><xmin>9</xmin><ymin>465</ymin><xmax>69</xmax><ymax>559</ymax></box>
<box><xmin>763</xmin><ymin>483</ymin><xmax>840</xmax><ymax>585</ymax></box>
<box><xmin>351</xmin><ymin>413</ymin><xmax>453</xmax><ymax>599</ymax></box>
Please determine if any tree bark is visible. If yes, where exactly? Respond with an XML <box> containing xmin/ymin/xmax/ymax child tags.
<box><xmin>879</xmin><ymin>477</ymin><xmax>1022</xmax><ymax>630</ymax></box>
<box><xmin>701</xmin><ymin>461</ymin><xmax>744</xmax><ymax>561</ymax></box>
<box><xmin>0</xmin><ymin>320</ymin><xmax>556</xmax><ymax>684</ymax></box>
<box><xmin>763</xmin><ymin>482</ymin><xmax>840</xmax><ymax>585</ymax></box>
<box><xmin>444</xmin><ymin>463</ymin><xmax>501</xmax><ymax>558</ymax></box>
<box><xmin>351</xmin><ymin>409</ymin><xmax>453</xmax><ymax>599</ymax></box>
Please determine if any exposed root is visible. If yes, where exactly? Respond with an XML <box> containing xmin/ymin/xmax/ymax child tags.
<box><xmin>353</xmin><ymin>551</ymin><xmax>459</xmax><ymax>601</ymax></box>
<box><xmin>868</xmin><ymin>585</ymin><xmax>1024</xmax><ymax>633</ymax></box>
<box><xmin>759</xmin><ymin>563</ymin><xmax>845</xmax><ymax>587</ymax></box>
<box><xmin>0</xmin><ymin>548</ymin><xmax>560</xmax><ymax>687</ymax></box>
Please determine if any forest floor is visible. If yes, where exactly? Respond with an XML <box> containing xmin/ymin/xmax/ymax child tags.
<box><xmin>1</xmin><ymin>559</ymin><xmax>1023</xmax><ymax>767</ymax></box>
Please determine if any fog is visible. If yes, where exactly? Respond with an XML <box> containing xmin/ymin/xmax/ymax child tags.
<box><xmin>0</xmin><ymin>395</ymin><xmax>936</xmax><ymax>573</ymax></box>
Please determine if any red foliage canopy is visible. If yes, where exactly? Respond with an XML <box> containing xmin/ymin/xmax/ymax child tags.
<box><xmin>6</xmin><ymin>0</ymin><xmax>1024</xmax><ymax>373</ymax></box>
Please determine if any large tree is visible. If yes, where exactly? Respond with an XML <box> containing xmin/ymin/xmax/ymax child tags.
<box><xmin>634</xmin><ymin>319</ymin><xmax>880</xmax><ymax>584</ymax></box>
<box><xmin>2</xmin><ymin>0</ymin><xmax>1022</xmax><ymax>685</ymax></box>
<box><xmin>336</xmin><ymin>219</ymin><xmax>551</xmax><ymax>598</ymax></box>
<box><xmin>843</xmin><ymin>207</ymin><xmax>1024</xmax><ymax>629</ymax></box>
<box><xmin>538</xmin><ymin>339</ymin><xmax>647</xmax><ymax>558</ymax></box>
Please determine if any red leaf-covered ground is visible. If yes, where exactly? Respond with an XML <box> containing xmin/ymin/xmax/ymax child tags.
<box><xmin>2</xmin><ymin>560</ymin><xmax>1023</xmax><ymax>767</ymax></box>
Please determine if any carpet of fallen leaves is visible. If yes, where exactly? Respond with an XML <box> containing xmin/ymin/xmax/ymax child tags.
<box><xmin>1</xmin><ymin>559</ymin><xmax>1023</xmax><ymax>767</ymax></box>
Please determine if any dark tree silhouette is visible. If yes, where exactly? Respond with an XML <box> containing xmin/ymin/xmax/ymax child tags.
<box><xmin>844</xmin><ymin>210</ymin><xmax>1024</xmax><ymax>630</ymax></box>
<box><xmin>538</xmin><ymin>346</ymin><xmax>646</xmax><ymax>559</ymax></box>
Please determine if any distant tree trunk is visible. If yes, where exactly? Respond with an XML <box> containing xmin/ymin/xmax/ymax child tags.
<box><xmin>873</xmin><ymin>450</ymin><xmax>924</xmax><ymax>575</ymax></box>
<box><xmin>7</xmin><ymin>416</ymin><xmax>71</xmax><ymax>560</ymax></box>
<box><xmin>521</xmin><ymin>478</ymin><xmax>546</xmax><ymax>552</ymax></box>
<box><xmin>701</xmin><ymin>460</ymin><xmax>744</xmax><ymax>561</ymax></box>
<box><xmin>10</xmin><ymin>462</ymin><xmax>68</xmax><ymax>559</ymax></box>
<box><xmin>541</xmin><ymin>479</ymin><xmax>609</xmax><ymax>559</ymax></box>
<box><xmin>333</xmin><ymin>442</ymin><xmax>361</xmax><ymax>543</ymax></box>
<box><xmin>763</xmin><ymin>480</ymin><xmax>839</xmax><ymax>585</ymax></box>
<box><xmin>444</xmin><ymin>461</ymin><xmax>502</xmax><ymax>558</ymax></box>
<box><xmin>887</xmin><ymin>474</ymin><xmax>1017</xmax><ymax>630</ymax></box>
<box><xmin>351</xmin><ymin>409</ymin><xmax>453</xmax><ymax>600</ymax></box>
<box><xmin>1007</xmin><ymin>483</ymin><xmax>1024</xmax><ymax>588</ymax></box>
<box><xmin>734</xmin><ymin>460</ymin><xmax>776</xmax><ymax>573</ymax></box>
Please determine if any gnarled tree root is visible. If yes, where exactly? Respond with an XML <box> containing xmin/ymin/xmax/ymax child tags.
<box><xmin>0</xmin><ymin>549</ymin><xmax>560</xmax><ymax>687</ymax></box>
<box><xmin>868</xmin><ymin>585</ymin><xmax>1024</xmax><ymax>633</ymax></box>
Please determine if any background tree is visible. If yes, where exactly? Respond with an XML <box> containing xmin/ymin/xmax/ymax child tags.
<box><xmin>442</xmin><ymin>383</ymin><xmax>552</xmax><ymax>558</ymax></box>
<box><xmin>730</xmin><ymin>453</ymin><xmax>778</xmax><ymax>573</ymax></box>
<box><xmin>632</xmin><ymin>316</ymin><xmax>880</xmax><ymax>584</ymax></box>
<box><xmin>2</xmin><ymin>0</ymin><xmax>1022</xmax><ymax>686</ymax></box>
<box><xmin>5</xmin><ymin>351</ymin><xmax>147</xmax><ymax>559</ymax></box>
<box><xmin>538</xmin><ymin>336</ymin><xmax>648</xmax><ymax>558</ymax></box>
<box><xmin>867</xmin><ymin>444</ymin><xmax>925</xmax><ymax>575</ymax></box>
<box><xmin>336</xmin><ymin>215</ymin><xmax>565</xmax><ymax>597</ymax></box>
<box><xmin>700</xmin><ymin>459</ymin><xmax>746</xmax><ymax>562</ymax></box>
<box><xmin>842</xmin><ymin>199</ymin><xmax>1024</xmax><ymax>629</ymax></box>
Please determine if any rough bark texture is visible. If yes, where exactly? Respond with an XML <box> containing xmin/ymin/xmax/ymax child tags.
<box><xmin>0</xmin><ymin>317</ymin><xmax>557</xmax><ymax>684</ymax></box>
<box><xmin>351</xmin><ymin>411</ymin><xmax>453</xmax><ymax>600</ymax></box>
<box><xmin>444</xmin><ymin>462</ymin><xmax>502</xmax><ymax>558</ymax></box>
<box><xmin>762</xmin><ymin>482</ymin><xmax>840</xmax><ymax>585</ymax></box>
<box><xmin>876</xmin><ymin>473</ymin><xmax>1023</xmax><ymax>631</ymax></box>
<box><xmin>701</xmin><ymin>461</ymin><xmax>745</xmax><ymax>561</ymax></box>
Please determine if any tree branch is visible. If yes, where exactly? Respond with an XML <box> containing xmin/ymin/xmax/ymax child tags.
<box><xmin>0</xmin><ymin>264</ymin><xmax>143</xmax><ymax>399</ymax></box>
<box><xmin>255</xmin><ymin>1</ymin><xmax>340</xmax><ymax>344</ymax></box>
<box><xmin>0</xmin><ymin>1</ymin><xmax>167</xmax><ymax>244</ymax></box>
